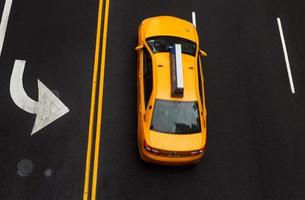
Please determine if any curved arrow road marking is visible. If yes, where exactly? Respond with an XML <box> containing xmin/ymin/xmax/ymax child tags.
<box><xmin>10</xmin><ymin>60</ymin><xmax>69</xmax><ymax>135</ymax></box>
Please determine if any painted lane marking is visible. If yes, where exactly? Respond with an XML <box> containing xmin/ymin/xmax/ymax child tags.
<box><xmin>83</xmin><ymin>0</ymin><xmax>104</xmax><ymax>198</ymax></box>
<box><xmin>192</xmin><ymin>11</ymin><xmax>196</xmax><ymax>27</ymax></box>
<box><xmin>10</xmin><ymin>60</ymin><xmax>69</xmax><ymax>135</ymax></box>
<box><xmin>0</xmin><ymin>0</ymin><xmax>13</xmax><ymax>56</ymax></box>
<box><xmin>91</xmin><ymin>0</ymin><xmax>110</xmax><ymax>199</ymax></box>
<box><xmin>277</xmin><ymin>17</ymin><xmax>295</xmax><ymax>94</ymax></box>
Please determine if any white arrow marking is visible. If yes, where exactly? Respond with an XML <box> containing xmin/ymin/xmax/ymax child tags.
<box><xmin>10</xmin><ymin>60</ymin><xmax>38</xmax><ymax>113</ymax></box>
<box><xmin>0</xmin><ymin>0</ymin><xmax>13</xmax><ymax>56</ymax></box>
<box><xmin>10</xmin><ymin>60</ymin><xmax>69</xmax><ymax>135</ymax></box>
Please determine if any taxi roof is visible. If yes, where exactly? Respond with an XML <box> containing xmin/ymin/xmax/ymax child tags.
<box><xmin>153</xmin><ymin>53</ymin><xmax>199</xmax><ymax>101</ymax></box>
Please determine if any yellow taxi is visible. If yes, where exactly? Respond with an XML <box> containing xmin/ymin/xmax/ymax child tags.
<box><xmin>135</xmin><ymin>16</ymin><xmax>207</xmax><ymax>165</ymax></box>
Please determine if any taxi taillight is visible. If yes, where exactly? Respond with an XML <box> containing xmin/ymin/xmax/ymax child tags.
<box><xmin>143</xmin><ymin>140</ymin><xmax>160</xmax><ymax>155</ymax></box>
<box><xmin>190</xmin><ymin>147</ymin><xmax>206</xmax><ymax>155</ymax></box>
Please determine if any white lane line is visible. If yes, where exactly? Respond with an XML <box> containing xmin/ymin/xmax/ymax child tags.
<box><xmin>0</xmin><ymin>0</ymin><xmax>13</xmax><ymax>57</ymax></box>
<box><xmin>192</xmin><ymin>11</ymin><xmax>196</xmax><ymax>27</ymax></box>
<box><xmin>277</xmin><ymin>17</ymin><xmax>295</xmax><ymax>94</ymax></box>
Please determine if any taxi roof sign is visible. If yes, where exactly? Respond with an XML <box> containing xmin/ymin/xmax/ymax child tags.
<box><xmin>170</xmin><ymin>44</ymin><xmax>184</xmax><ymax>97</ymax></box>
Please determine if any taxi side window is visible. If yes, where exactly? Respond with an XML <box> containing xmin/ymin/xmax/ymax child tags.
<box><xmin>143</xmin><ymin>48</ymin><xmax>153</xmax><ymax>108</ymax></box>
<box><xmin>197</xmin><ymin>57</ymin><xmax>204</xmax><ymax>106</ymax></box>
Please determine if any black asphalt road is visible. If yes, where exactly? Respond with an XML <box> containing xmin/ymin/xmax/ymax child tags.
<box><xmin>0</xmin><ymin>0</ymin><xmax>98</xmax><ymax>199</ymax></box>
<box><xmin>1</xmin><ymin>0</ymin><xmax>305</xmax><ymax>200</ymax></box>
<box><xmin>98</xmin><ymin>0</ymin><xmax>305</xmax><ymax>200</ymax></box>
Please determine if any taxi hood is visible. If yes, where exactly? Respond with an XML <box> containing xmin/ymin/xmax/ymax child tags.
<box><xmin>141</xmin><ymin>16</ymin><xmax>198</xmax><ymax>43</ymax></box>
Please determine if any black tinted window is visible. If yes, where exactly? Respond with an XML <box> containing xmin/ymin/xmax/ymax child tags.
<box><xmin>150</xmin><ymin>99</ymin><xmax>201</xmax><ymax>134</ymax></box>
<box><xmin>143</xmin><ymin>48</ymin><xmax>153</xmax><ymax>108</ymax></box>
<box><xmin>146</xmin><ymin>36</ymin><xmax>196</xmax><ymax>56</ymax></box>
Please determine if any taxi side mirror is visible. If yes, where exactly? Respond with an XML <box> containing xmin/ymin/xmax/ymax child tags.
<box><xmin>135</xmin><ymin>45</ymin><xmax>144</xmax><ymax>51</ymax></box>
<box><xmin>199</xmin><ymin>50</ymin><xmax>207</xmax><ymax>57</ymax></box>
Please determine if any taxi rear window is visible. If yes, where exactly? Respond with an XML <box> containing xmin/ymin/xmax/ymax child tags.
<box><xmin>150</xmin><ymin>99</ymin><xmax>201</xmax><ymax>134</ymax></box>
<box><xmin>146</xmin><ymin>36</ymin><xmax>196</xmax><ymax>56</ymax></box>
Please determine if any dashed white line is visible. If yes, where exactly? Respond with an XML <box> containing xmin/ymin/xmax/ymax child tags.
<box><xmin>277</xmin><ymin>17</ymin><xmax>295</xmax><ymax>94</ymax></box>
<box><xmin>0</xmin><ymin>0</ymin><xmax>13</xmax><ymax>57</ymax></box>
<box><xmin>192</xmin><ymin>11</ymin><xmax>196</xmax><ymax>28</ymax></box>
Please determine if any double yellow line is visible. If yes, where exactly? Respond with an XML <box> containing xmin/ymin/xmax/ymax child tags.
<box><xmin>83</xmin><ymin>0</ymin><xmax>110</xmax><ymax>199</ymax></box>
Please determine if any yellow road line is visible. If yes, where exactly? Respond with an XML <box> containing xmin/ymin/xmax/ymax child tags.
<box><xmin>83</xmin><ymin>0</ymin><xmax>104</xmax><ymax>199</ymax></box>
<box><xmin>91</xmin><ymin>0</ymin><xmax>110</xmax><ymax>198</ymax></box>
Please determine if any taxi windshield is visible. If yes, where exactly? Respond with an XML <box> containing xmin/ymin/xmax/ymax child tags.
<box><xmin>146</xmin><ymin>36</ymin><xmax>196</xmax><ymax>56</ymax></box>
<box><xmin>150</xmin><ymin>99</ymin><xmax>201</xmax><ymax>134</ymax></box>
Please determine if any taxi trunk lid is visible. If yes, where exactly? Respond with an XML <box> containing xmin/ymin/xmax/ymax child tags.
<box><xmin>148</xmin><ymin>130</ymin><xmax>204</xmax><ymax>151</ymax></box>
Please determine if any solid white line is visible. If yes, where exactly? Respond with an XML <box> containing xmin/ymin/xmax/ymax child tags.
<box><xmin>192</xmin><ymin>11</ymin><xmax>196</xmax><ymax>27</ymax></box>
<box><xmin>277</xmin><ymin>17</ymin><xmax>295</xmax><ymax>94</ymax></box>
<box><xmin>0</xmin><ymin>0</ymin><xmax>13</xmax><ymax>57</ymax></box>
